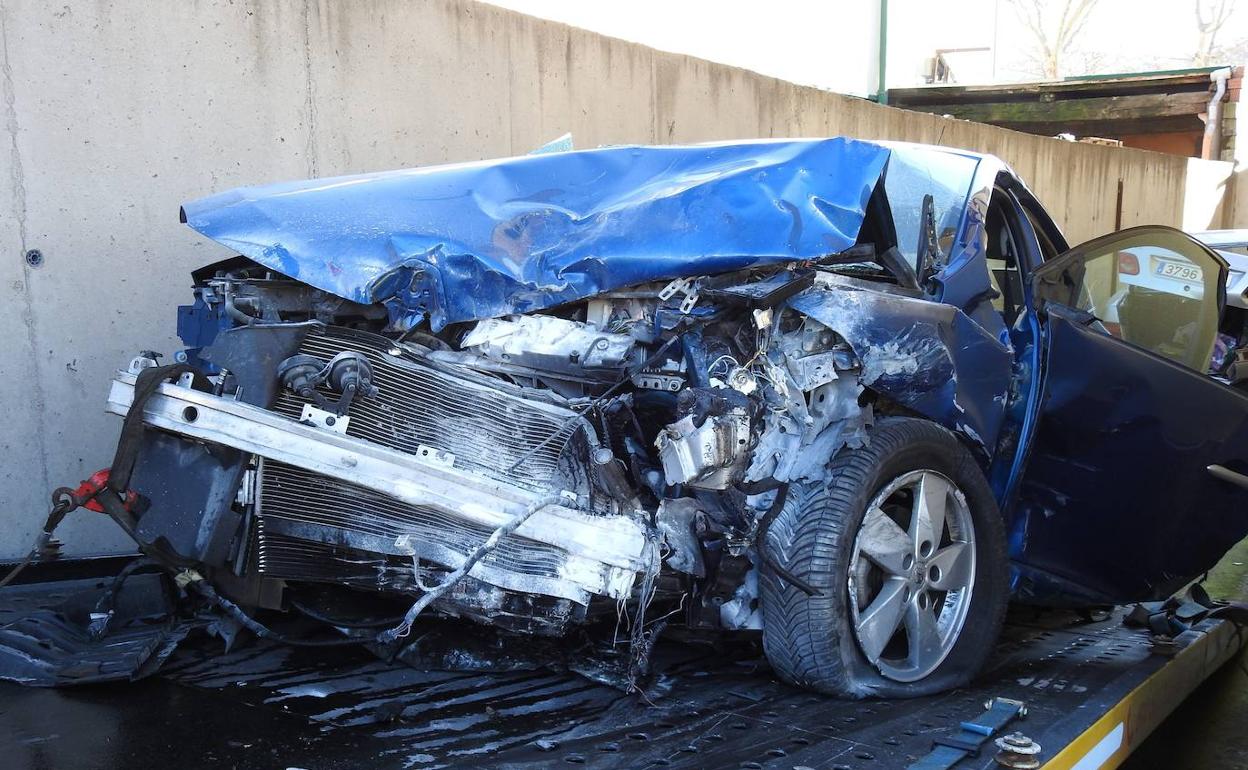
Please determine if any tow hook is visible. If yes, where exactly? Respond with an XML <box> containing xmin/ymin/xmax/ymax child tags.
<box><xmin>67</xmin><ymin>468</ymin><xmax>139</xmax><ymax>514</ymax></box>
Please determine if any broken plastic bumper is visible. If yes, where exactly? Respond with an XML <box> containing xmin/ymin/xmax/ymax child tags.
<box><xmin>105</xmin><ymin>372</ymin><xmax>649</xmax><ymax>605</ymax></box>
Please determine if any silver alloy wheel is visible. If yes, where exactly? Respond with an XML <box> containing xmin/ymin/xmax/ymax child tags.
<box><xmin>847</xmin><ymin>469</ymin><xmax>976</xmax><ymax>682</ymax></box>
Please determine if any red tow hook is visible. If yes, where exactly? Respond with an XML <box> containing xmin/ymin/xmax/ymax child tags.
<box><xmin>68</xmin><ymin>469</ymin><xmax>139</xmax><ymax>513</ymax></box>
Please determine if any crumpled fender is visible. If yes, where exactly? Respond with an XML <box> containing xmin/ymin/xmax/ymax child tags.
<box><xmin>787</xmin><ymin>280</ymin><xmax>1012</xmax><ymax>456</ymax></box>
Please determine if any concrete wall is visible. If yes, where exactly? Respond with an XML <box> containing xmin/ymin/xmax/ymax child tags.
<box><xmin>0</xmin><ymin>0</ymin><xmax>1235</xmax><ymax>558</ymax></box>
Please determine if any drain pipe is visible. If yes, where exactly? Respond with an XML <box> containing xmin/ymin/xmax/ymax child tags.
<box><xmin>1203</xmin><ymin>67</ymin><xmax>1232</xmax><ymax>160</ymax></box>
<box><xmin>876</xmin><ymin>0</ymin><xmax>889</xmax><ymax>104</ymax></box>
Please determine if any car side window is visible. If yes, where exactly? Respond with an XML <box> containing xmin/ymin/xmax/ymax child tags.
<box><xmin>1036</xmin><ymin>229</ymin><xmax>1225</xmax><ymax>372</ymax></box>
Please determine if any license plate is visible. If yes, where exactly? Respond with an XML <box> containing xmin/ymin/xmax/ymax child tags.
<box><xmin>1155</xmin><ymin>260</ymin><xmax>1202</xmax><ymax>282</ymax></box>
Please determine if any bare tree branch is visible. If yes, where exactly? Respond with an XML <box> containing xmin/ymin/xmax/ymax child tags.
<box><xmin>1008</xmin><ymin>0</ymin><xmax>1102</xmax><ymax>78</ymax></box>
<box><xmin>1195</xmin><ymin>0</ymin><xmax>1235</xmax><ymax>66</ymax></box>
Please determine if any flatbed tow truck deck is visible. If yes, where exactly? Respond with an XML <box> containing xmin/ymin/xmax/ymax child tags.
<box><xmin>0</xmin><ymin>560</ymin><xmax>1242</xmax><ymax>770</ymax></box>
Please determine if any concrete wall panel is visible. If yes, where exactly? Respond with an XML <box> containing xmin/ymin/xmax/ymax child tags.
<box><xmin>0</xmin><ymin>0</ymin><xmax>1234</xmax><ymax>557</ymax></box>
<box><xmin>0</xmin><ymin>1</ymin><xmax>47</xmax><ymax>558</ymax></box>
<box><xmin>0</xmin><ymin>0</ymin><xmax>314</xmax><ymax>555</ymax></box>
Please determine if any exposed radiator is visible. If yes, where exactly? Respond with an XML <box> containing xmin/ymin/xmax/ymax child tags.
<box><xmin>254</xmin><ymin>460</ymin><xmax>568</xmax><ymax>584</ymax></box>
<box><xmin>251</xmin><ymin>461</ymin><xmax>588</xmax><ymax>632</ymax></box>
<box><xmin>242</xmin><ymin>326</ymin><xmax>629</xmax><ymax>626</ymax></box>
<box><xmin>271</xmin><ymin>326</ymin><xmax>590</xmax><ymax>494</ymax></box>
<box><xmin>107</xmin><ymin>340</ymin><xmax>645</xmax><ymax>631</ymax></box>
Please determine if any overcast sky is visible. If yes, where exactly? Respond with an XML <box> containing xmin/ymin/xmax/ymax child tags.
<box><xmin>483</xmin><ymin>0</ymin><xmax>1248</xmax><ymax>95</ymax></box>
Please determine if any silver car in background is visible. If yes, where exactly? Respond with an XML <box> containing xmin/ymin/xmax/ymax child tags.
<box><xmin>1193</xmin><ymin>230</ymin><xmax>1248</xmax><ymax>309</ymax></box>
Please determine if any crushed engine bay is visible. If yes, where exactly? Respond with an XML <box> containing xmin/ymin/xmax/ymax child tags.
<box><xmin>105</xmin><ymin>263</ymin><xmax>909</xmax><ymax>643</ymax></box>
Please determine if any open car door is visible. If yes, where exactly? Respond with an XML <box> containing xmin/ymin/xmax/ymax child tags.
<box><xmin>1011</xmin><ymin>225</ymin><xmax>1248</xmax><ymax>604</ymax></box>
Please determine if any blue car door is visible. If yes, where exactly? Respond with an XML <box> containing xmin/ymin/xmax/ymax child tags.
<box><xmin>1010</xmin><ymin>225</ymin><xmax>1248</xmax><ymax>604</ymax></box>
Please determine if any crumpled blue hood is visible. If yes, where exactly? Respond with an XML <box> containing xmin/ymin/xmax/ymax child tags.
<box><xmin>180</xmin><ymin>138</ymin><xmax>890</xmax><ymax>330</ymax></box>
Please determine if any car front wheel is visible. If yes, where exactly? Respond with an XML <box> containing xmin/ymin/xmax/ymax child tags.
<box><xmin>760</xmin><ymin>417</ymin><xmax>1008</xmax><ymax>698</ymax></box>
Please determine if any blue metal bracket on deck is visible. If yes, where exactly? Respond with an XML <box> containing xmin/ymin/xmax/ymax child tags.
<box><xmin>907</xmin><ymin>697</ymin><xmax>1027</xmax><ymax>770</ymax></box>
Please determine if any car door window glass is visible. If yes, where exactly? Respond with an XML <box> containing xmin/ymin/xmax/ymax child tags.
<box><xmin>1040</xmin><ymin>231</ymin><xmax>1224</xmax><ymax>372</ymax></box>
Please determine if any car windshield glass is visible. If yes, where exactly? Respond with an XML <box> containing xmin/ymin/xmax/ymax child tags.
<box><xmin>884</xmin><ymin>148</ymin><xmax>979</xmax><ymax>271</ymax></box>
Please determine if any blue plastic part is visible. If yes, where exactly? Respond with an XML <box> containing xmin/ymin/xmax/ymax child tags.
<box><xmin>179</xmin><ymin>139</ymin><xmax>891</xmax><ymax>332</ymax></box>
<box><xmin>959</xmin><ymin>721</ymin><xmax>994</xmax><ymax>736</ymax></box>
<box><xmin>175</xmin><ymin>296</ymin><xmax>232</xmax><ymax>372</ymax></box>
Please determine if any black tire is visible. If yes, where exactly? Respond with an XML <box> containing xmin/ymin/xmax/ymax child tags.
<box><xmin>759</xmin><ymin>416</ymin><xmax>1008</xmax><ymax>698</ymax></box>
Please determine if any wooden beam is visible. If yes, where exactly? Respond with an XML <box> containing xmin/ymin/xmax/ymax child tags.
<box><xmin>909</xmin><ymin>91</ymin><xmax>1211</xmax><ymax>125</ymax></box>
<box><xmin>984</xmin><ymin>115</ymin><xmax>1204</xmax><ymax>137</ymax></box>
<box><xmin>888</xmin><ymin>73</ymin><xmax>1214</xmax><ymax>106</ymax></box>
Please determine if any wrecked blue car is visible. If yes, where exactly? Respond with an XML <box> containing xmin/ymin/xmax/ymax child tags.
<box><xmin>94</xmin><ymin>137</ymin><xmax>1248</xmax><ymax>698</ymax></box>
